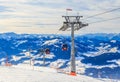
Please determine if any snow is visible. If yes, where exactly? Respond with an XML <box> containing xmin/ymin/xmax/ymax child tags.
<box><xmin>0</xmin><ymin>64</ymin><xmax>108</xmax><ymax>82</ymax></box>
<box><xmin>11</xmin><ymin>55</ymin><xmax>27</xmax><ymax>61</ymax></box>
<box><xmin>109</xmin><ymin>47</ymin><xmax>118</xmax><ymax>53</ymax></box>
<box><xmin>73</xmin><ymin>57</ymin><xmax>118</xmax><ymax>69</ymax></box>
<box><xmin>50</xmin><ymin>59</ymin><xmax>68</xmax><ymax>68</ymax></box>
<box><xmin>42</xmin><ymin>39</ymin><xmax>59</xmax><ymax>45</ymax></box>
<box><xmin>12</xmin><ymin>55</ymin><xmax>21</xmax><ymax>61</ymax></box>
<box><xmin>84</xmin><ymin>46</ymin><xmax>119</xmax><ymax>57</ymax></box>
<box><xmin>111</xmin><ymin>40</ymin><xmax>116</xmax><ymax>43</ymax></box>
<box><xmin>15</xmin><ymin>40</ymin><xmax>28</xmax><ymax>47</ymax></box>
<box><xmin>85</xmin><ymin>63</ymin><xmax>118</xmax><ymax>69</ymax></box>
<box><xmin>0</xmin><ymin>58</ymin><xmax>6</xmax><ymax>62</ymax></box>
<box><xmin>107</xmin><ymin>59</ymin><xmax>120</xmax><ymax>66</ymax></box>
<box><xmin>0</xmin><ymin>33</ymin><xmax>120</xmax><ymax>82</ymax></box>
<box><xmin>74</xmin><ymin>58</ymin><xmax>118</xmax><ymax>69</ymax></box>
<box><xmin>44</xmin><ymin>53</ymin><xmax>55</xmax><ymax>59</ymax></box>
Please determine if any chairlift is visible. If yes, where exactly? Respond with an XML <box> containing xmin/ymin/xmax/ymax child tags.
<box><xmin>45</xmin><ymin>48</ymin><xmax>50</xmax><ymax>54</ymax></box>
<box><xmin>62</xmin><ymin>44</ymin><xmax>68</xmax><ymax>51</ymax></box>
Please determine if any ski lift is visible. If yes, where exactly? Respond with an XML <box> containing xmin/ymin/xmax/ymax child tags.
<box><xmin>62</xmin><ymin>44</ymin><xmax>68</xmax><ymax>51</ymax></box>
<box><xmin>45</xmin><ymin>48</ymin><xmax>50</xmax><ymax>54</ymax></box>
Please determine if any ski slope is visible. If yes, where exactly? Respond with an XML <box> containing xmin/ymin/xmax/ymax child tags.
<box><xmin>0</xmin><ymin>64</ymin><xmax>111</xmax><ymax>82</ymax></box>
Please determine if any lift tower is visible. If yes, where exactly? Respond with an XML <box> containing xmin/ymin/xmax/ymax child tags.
<box><xmin>59</xmin><ymin>15</ymin><xmax>88</xmax><ymax>76</ymax></box>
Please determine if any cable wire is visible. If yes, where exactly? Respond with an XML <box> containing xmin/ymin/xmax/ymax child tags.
<box><xmin>83</xmin><ymin>7</ymin><xmax>120</xmax><ymax>20</ymax></box>
<box><xmin>89</xmin><ymin>16</ymin><xmax>120</xmax><ymax>24</ymax></box>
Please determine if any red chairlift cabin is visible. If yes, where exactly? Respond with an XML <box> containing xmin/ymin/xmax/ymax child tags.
<box><xmin>62</xmin><ymin>44</ymin><xmax>68</xmax><ymax>51</ymax></box>
<box><xmin>45</xmin><ymin>48</ymin><xmax>50</xmax><ymax>54</ymax></box>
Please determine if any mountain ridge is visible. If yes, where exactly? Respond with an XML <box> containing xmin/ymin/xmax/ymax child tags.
<box><xmin>0</xmin><ymin>32</ymin><xmax>120</xmax><ymax>79</ymax></box>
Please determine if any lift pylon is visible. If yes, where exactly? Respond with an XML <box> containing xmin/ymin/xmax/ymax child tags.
<box><xmin>59</xmin><ymin>15</ymin><xmax>88</xmax><ymax>76</ymax></box>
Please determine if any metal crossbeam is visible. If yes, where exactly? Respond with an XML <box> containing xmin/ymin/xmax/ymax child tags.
<box><xmin>59</xmin><ymin>24</ymin><xmax>69</xmax><ymax>31</ymax></box>
<box><xmin>60</xmin><ymin>16</ymin><xmax>88</xmax><ymax>31</ymax></box>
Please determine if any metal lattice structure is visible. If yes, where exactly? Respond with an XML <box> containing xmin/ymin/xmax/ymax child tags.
<box><xmin>59</xmin><ymin>15</ymin><xmax>88</xmax><ymax>76</ymax></box>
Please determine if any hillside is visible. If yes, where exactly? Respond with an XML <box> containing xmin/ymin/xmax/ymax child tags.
<box><xmin>0</xmin><ymin>32</ymin><xmax>120</xmax><ymax>80</ymax></box>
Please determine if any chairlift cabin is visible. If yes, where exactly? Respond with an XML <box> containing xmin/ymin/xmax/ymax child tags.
<box><xmin>45</xmin><ymin>48</ymin><xmax>50</xmax><ymax>54</ymax></box>
<box><xmin>62</xmin><ymin>44</ymin><xmax>68</xmax><ymax>51</ymax></box>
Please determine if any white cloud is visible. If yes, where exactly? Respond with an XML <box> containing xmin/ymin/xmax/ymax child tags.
<box><xmin>0</xmin><ymin>0</ymin><xmax>119</xmax><ymax>34</ymax></box>
<box><xmin>28</xmin><ymin>0</ymin><xmax>66</xmax><ymax>4</ymax></box>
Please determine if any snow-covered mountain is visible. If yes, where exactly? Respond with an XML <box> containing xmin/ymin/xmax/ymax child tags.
<box><xmin>0</xmin><ymin>32</ymin><xmax>120</xmax><ymax>80</ymax></box>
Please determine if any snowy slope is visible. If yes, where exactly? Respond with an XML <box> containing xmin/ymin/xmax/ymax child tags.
<box><xmin>0</xmin><ymin>65</ymin><xmax>108</xmax><ymax>82</ymax></box>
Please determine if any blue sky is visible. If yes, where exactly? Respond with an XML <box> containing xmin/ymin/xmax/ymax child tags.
<box><xmin>0</xmin><ymin>0</ymin><xmax>120</xmax><ymax>34</ymax></box>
